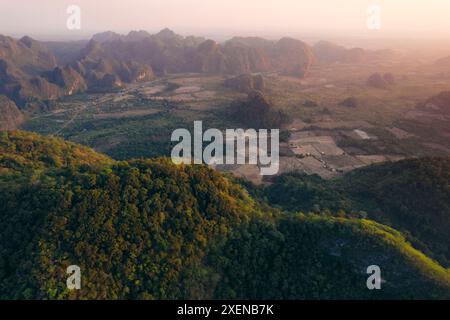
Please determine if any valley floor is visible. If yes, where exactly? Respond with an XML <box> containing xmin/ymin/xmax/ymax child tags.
<box><xmin>21</xmin><ymin>60</ymin><xmax>450</xmax><ymax>184</ymax></box>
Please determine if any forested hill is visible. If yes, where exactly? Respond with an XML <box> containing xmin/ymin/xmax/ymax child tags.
<box><xmin>260</xmin><ymin>157</ymin><xmax>450</xmax><ymax>267</ymax></box>
<box><xmin>0</xmin><ymin>130</ymin><xmax>112</xmax><ymax>174</ymax></box>
<box><xmin>0</xmin><ymin>131</ymin><xmax>450</xmax><ymax>299</ymax></box>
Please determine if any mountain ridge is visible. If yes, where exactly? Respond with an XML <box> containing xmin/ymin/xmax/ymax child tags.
<box><xmin>0</xmin><ymin>29</ymin><xmax>396</xmax><ymax>110</ymax></box>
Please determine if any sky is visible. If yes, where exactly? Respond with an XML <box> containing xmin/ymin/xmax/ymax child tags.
<box><xmin>1</xmin><ymin>0</ymin><xmax>450</xmax><ymax>40</ymax></box>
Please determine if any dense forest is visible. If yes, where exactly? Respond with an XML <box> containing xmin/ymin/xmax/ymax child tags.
<box><xmin>257</xmin><ymin>158</ymin><xmax>450</xmax><ymax>267</ymax></box>
<box><xmin>0</xmin><ymin>131</ymin><xmax>449</xmax><ymax>299</ymax></box>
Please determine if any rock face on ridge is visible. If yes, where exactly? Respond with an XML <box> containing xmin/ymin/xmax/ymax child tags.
<box><xmin>82</xmin><ymin>31</ymin><xmax>315</xmax><ymax>78</ymax></box>
<box><xmin>224</xmin><ymin>73</ymin><xmax>265</xmax><ymax>93</ymax></box>
<box><xmin>0</xmin><ymin>95</ymin><xmax>24</xmax><ymax>130</ymax></box>
<box><xmin>367</xmin><ymin>73</ymin><xmax>395</xmax><ymax>89</ymax></box>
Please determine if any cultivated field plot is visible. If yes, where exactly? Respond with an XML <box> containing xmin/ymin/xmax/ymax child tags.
<box><xmin>22</xmin><ymin>74</ymin><xmax>240</xmax><ymax>160</ymax></box>
<box><xmin>20</xmin><ymin>60</ymin><xmax>450</xmax><ymax>183</ymax></box>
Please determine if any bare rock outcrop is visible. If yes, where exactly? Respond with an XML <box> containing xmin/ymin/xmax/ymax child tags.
<box><xmin>367</xmin><ymin>73</ymin><xmax>395</xmax><ymax>89</ymax></box>
<box><xmin>224</xmin><ymin>74</ymin><xmax>265</xmax><ymax>93</ymax></box>
<box><xmin>43</xmin><ymin>66</ymin><xmax>87</xmax><ymax>95</ymax></box>
<box><xmin>232</xmin><ymin>90</ymin><xmax>291</xmax><ymax>128</ymax></box>
<box><xmin>0</xmin><ymin>95</ymin><xmax>24</xmax><ymax>130</ymax></box>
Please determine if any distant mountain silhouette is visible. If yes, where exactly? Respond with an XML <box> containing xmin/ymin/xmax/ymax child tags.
<box><xmin>83</xmin><ymin>30</ymin><xmax>314</xmax><ymax>77</ymax></box>
<box><xmin>0</xmin><ymin>29</ymin><xmax>397</xmax><ymax>112</ymax></box>
<box><xmin>313</xmin><ymin>40</ymin><xmax>396</xmax><ymax>64</ymax></box>
<box><xmin>0</xmin><ymin>35</ymin><xmax>60</xmax><ymax>106</ymax></box>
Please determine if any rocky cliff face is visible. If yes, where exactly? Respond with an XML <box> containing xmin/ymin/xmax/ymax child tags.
<box><xmin>0</xmin><ymin>35</ymin><xmax>57</xmax><ymax>74</ymax></box>
<box><xmin>69</xmin><ymin>40</ymin><xmax>155</xmax><ymax>91</ymax></box>
<box><xmin>0</xmin><ymin>30</ymin><xmax>316</xmax><ymax>108</ymax></box>
<box><xmin>92</xmin><ymin>30</ymin><xmax>203</xmax><ymax>74</ymax></box>
<box><xmin>0</xmin><ymin>35</ymin><xmax>61</xmax><ymax>106</ymax></box>
<box><xmin>79</xmin><ymin>30</ymin><xmax>314</xmax><ymax>78</ymax></box>
<box><xmin>224</xmin><ymin>74</ymin><xmax>265</xmax><ymax>93</ymax></box>
<box><xmin>271</xmin><ymin>37</ymin><xmax>314</xmax><ymax>77</ymax></box>
<box><xmin>42</xmin><ymin>66</ymin><xmax>87</xmax><ymax>96</ymax></box>
<box><xmin>0</xmin><ymin>58</ymin><xmax>61</xmax><ymax>106</ymax></box>
<box><xmin>231</xmin><ymin>90</ymin><xmax>291</xmax><ymax>128</ymax></box>
<box><xmin>0</xmin><ymin>34</ymin><xmax>155</xmax><ymax>103</ymax></box>
<box><xmin>220</xmin><ymin>41</ymin><xmax>272</xmax><ymax>74</ymax></box>
<box><xmin>0</xmin><ymin>95</ymin><xmax>24</xmax><ymax>130</ymax></box>
<box><xmin>192</xmin><ymin>37</ymin><xmax>313</xmax><ymax>77</ymax></box>
<box><xmin>192</xmin><ymin>40</ymin><xmax>228</xmax><ymax>74</ymax></box>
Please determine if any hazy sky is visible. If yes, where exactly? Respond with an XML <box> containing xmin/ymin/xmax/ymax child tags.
<box><xmin>1</xmin><ymin>0</ymin><xmax>450</xmax><ymax>40</ymax></box>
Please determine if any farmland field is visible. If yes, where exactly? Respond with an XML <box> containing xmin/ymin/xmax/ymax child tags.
<box><xmin>21</xmin><ymin>61</ymin><xmax>450</xmax><ymax>182</ymax></box>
